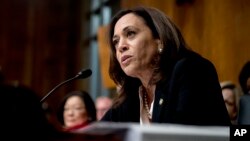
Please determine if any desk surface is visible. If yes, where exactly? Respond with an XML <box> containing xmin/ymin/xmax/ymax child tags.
<box><xmin>79</xmin><ymin>122</ymin><xmax>229</xmax><ymax>141</ymax></box>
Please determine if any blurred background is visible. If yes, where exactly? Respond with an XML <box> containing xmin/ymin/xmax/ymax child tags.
<box><xmin>0</xmin><ymin>0</ymin><xmax>250</xmax><ymax>125</ymax></box>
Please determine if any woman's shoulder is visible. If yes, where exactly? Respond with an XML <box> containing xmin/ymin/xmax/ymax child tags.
<box><xmin>171</xmin><ymin>51</ymin><xmax>218</xmax><ymax>79</ymax></box>
<box><xmin>176</xmin><ymin>50</ymin><xmax>215</xmax><ymax>70</ymax></box>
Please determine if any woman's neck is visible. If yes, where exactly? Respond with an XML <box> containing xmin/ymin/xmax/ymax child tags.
<box><xmin>142</xmin><ymin>85</ymin><xmax>156</xmax><ymax>104</ymax></box>
<box><xmin>140</xmin><ymin>70</ymin><xmax>161</xmax><ymax>87</ymax></box>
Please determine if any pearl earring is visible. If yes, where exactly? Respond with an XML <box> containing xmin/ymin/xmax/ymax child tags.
<box><xmin>158</xmin><ymin>44</ymin><xmax>163</xmax><ymax>54</ymax></box>
<box><xmin>159</xmin><ymin>48</ymin><xmax>162</xmax><ymax>53</ymax></box>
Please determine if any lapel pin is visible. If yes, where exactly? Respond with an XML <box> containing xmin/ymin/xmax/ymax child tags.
<box><xmin>159</xmin><ymin>98</ymin><xmax>163</xmax><ymax>105</ymax></box>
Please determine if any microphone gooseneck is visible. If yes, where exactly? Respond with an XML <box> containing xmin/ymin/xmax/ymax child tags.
<box><xmin>75</xmin><ymin>69</ymin><xmax>92</xmax><ymax>79</ymax></box>
<box><xmin>40</xmin><ymin>69</ymin><xmax>92</xmax><ymax>103</ymax></box>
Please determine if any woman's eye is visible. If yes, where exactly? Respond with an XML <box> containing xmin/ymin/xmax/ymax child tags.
<box><xmin>64</xmin><ymin>108</ymin><xmax>69</xmax><ymax>111</ymax></box>
<box><xmin>127</xmin><ymin>31</ymin><xmax>135</xmax><ymax>37</ymax></box>
<box><xmin>113</xmin><ymin>39</ymin><xmax>118</xmax><ymax>48</ymax></box>
<box><xmin>76</xmin><ymin>107</ymin><xmax>83</xmax><ymax>110</ymax></box>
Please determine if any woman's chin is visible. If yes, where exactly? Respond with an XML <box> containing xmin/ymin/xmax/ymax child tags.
<box><xmin>123</xmin><ymin>68</ymin><xmax>137</xmax><ymax>78</ymax></box>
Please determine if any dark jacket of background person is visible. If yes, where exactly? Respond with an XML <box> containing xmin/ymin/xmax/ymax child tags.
<box><xmin>0</xmin><ymin>84</ymin><xmax>59</xmax><ymax>140</ymax></box>
<box><xmin>237</xmin><ymin>95</ymin><xmax>250</xmax><ymax>125</ymax></box>
<box><xmin>237</xmin><ymin>61</ymin><xmax>250</xmax><ymax>125</ymax></box>
<box><xmin>101</xmin><ymin>6</ymin><xmax>231</xmax><ymax>126</ymax></box>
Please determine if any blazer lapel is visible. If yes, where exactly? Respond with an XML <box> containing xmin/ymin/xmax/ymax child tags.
<box><xmin>152</xmin><ymin>85</ymin><xmax>166</xmax><ymax>122</ymax></box>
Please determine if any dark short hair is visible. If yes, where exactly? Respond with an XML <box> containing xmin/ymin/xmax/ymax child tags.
<box><xmin>239</xmin><ymin>61</ymin><xmax>250</xmax><ymax>94</ymax></box>
<box><xmin>220</xmin><ymin>81</ymin><xmax>236</xmax><ymax>90</ymax></box>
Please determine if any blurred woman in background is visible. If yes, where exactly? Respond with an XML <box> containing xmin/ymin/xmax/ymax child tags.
<box><xmin>57</xmin><ymin>90</ymin><xmax>96</xmax><ymax>132</ymax></box>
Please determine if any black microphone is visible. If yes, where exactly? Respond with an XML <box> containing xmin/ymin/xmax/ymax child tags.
<box><xmin>40</xmin><ymin>69</ymin><xmax>92</xmax><ymax>103</ymax></box>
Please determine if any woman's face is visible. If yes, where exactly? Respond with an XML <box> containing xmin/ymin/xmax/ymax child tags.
<box><xmin>113</xmin><ymin>13</ymin><xmax>160</xmax><ymax>78</ymax></box>
<box><xmin>63</xmin><ymin>96</ymin><xmax>88</xmax><ymax>128</ymax></box>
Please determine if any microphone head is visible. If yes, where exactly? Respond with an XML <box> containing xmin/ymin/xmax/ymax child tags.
<box><xmin>76</xmin><ymin>69</ymin><xmax>92</xmax><ymax>79</ymax></box>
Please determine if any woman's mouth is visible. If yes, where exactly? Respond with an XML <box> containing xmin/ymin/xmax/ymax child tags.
<box><xmin>121</xmin><ymin>55</ymin><xmax>132</xmax><ymax>65</ymax></box>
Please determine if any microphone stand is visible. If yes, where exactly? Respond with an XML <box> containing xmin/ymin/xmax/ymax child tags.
<box><xmin>40</xmin><ymin>69</ymin><xmax>92</xmax><ymax>103</ymax></box>
<box><xmin>40</xmin><ymin>76</ymin><xmax>78</xmax><ymax>103</ymax></box>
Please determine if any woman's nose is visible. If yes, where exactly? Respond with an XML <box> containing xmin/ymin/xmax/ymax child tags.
<box><xmin>66</xmin><ymin>109</ymin><xmax>74</xmax><ymax>115</ymax></box>
<box><xmin>117</xmin><ymin>40</ymin><xmax>128</xmax><ymax>53</ymax></box>
<box><xmin>118</xmin><ymin>45</ymin><xmax>128</xmax><ymax>53</ymax></box>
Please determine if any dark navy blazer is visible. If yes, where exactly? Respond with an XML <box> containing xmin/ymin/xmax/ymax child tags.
<box><xmin>102</xmin><ymin>51</ymin><xmax>231</xmax><ymax>126</ymax></box>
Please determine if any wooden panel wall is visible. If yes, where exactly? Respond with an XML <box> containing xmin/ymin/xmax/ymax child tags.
<box><xmin>0</xmin><ymin>0</ymin><xmax>84</xmax><ymax>113</ymax></box>
<box><xmin>121</xmin><ymin>0</ymin><xmax>250</xmax><ymax>89</ymax></box>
